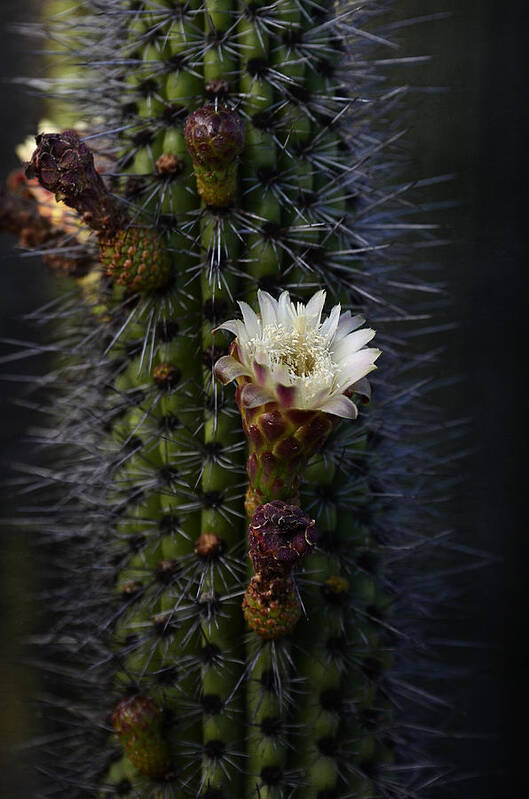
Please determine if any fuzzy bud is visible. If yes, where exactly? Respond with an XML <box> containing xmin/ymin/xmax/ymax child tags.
<box><xmin>112</xmin><ymin>695</ymin><xmax>171</xmax><ymax>778</ymax></box>
<box><xmin>184</xmin><ymin>106</ymin><xmax>245</xmax><ymax>206</ymax></box>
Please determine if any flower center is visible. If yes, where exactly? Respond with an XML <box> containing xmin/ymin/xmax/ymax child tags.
<box><xmin>248</xmin><ymin>324</ymin><xmax>336</xmax><ymax>401</ymax></box>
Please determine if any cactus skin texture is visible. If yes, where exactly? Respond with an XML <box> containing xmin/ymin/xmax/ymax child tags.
<box><xmin>1</xmin><ymin>1</ymin><xmax>454</xmax><ymax>798</ymax></box>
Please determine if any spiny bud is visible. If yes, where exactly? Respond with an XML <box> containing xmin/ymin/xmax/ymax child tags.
<box><xmin>242</xmin><ymin>576</ymin><xmax>302</xmax><ymax>640</ymax></box>
<box><xmin>112</xmin><ymin>695</ymin><xmax>171</xmax><ymax>778</ymax></box>
<box><xmin>184</xmin><ymin>106</ymin><xmax>245</xmax><ymax>207</ymax></box>
<box><xmin>99</xmin><ymin>226</ymin><xmax>172</xmax><ymax>293</ymax></box>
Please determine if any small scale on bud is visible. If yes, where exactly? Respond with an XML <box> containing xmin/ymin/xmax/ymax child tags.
<box><xmin>112</xmin><ymin>695</ymin><xmax>171</xmax><ymax>778</ymax></box>
<box><xmin>184</xmin><ymin>106</ymin><xmax>245</xmax><ymax>207</ymax></box>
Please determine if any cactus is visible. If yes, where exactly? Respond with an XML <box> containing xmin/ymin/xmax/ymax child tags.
<box><xmin>0</xmin><ymin>1</ymin><xmax>452</xmax><ymax>797</ymax></box>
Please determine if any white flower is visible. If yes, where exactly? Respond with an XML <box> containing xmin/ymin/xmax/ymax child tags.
<box><xmin>214</xmin><ymin>289</ymin><xmax>381</xmax><ymax>419</ymax></box>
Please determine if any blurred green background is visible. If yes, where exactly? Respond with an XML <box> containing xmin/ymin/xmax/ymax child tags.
<box><xmin>1</xmin><ymin>0</ymin><xmax>527</xmax><ymax>796</ymax></box>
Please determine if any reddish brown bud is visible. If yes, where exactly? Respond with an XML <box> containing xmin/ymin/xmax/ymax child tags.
<box><xmin>243</xmin><ymin>502</ymin><xmax>317</xmax><ymax>639</ymax></box>
<box><xmin>26</xmin><ymin>130</ymin><xmax>123</xmax><ymax>232</ymax></box>
<box><xmin>248</xmin><ymin>500</ymin><xmax>318</xmax><ymax>578</ymax></box>
<box><xmin>184</xmin><ymin>106</ymin><xmax>245</xmax><ymax>206</ymax></box>
<box><xmin>184</xmin><ymin>106</ymin><xmax>245</xmax><ymax>169</ymax></box>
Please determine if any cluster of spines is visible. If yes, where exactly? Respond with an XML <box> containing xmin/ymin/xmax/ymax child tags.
<box><xmin>2</xmin><ymin>1</ymin><xmax>463</xmax><ymax>797</ymax></box>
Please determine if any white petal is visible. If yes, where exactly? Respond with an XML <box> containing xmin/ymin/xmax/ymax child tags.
<box><xmin>240</xmin><ymin>383</ymin><xmax>274</xmax><ymax>408</ymax></box>
<box><xmin>213</xmin><ymin>320</ymin><xmax>240</xmax><ymax>337</ymax></box>
<box><xmin>278</xmin><ymin>291</ymin><xmax>293</xmax><ymax>325</ymax></box>
<box><xmin>317</xmin><ymin>394</ymin><xmax>358</xmax><ymax>419</ymax></box>
<box><xmin>305</xmin><ymin>289</ymin><xmax>326</xmax><ymax>325</ymax></box>
<box><xmin>337</xmin><ymin>348</ymin><xmax>381</xmax><ymax>390</ymax></box>
<box><xmin>319</xmin><ymin>303</ymin><xmax>341</xmax><ymax>342</ymax></box>
<box><xmin>335</xmin><ymin>312</ymin><xmax>365</xmax><ymax>341</ymax></box>
<box><xmin>214</xmin><ymin>355</ymin><xmax>252</xmax><ymax>384</ymax></box>
<box><xmin>333</xmin><ymin>328</ymin><xmax>376</xmax><ymax>362</ymax></box>
<box><xmin>237</xmin><ymin>301</ymin><xmax>260</xmax><ymax>339</ymax></box>
<box><xmin>257</xmin><ymin>290</ymin><xmax>279</xmax><ymax>327</ymax></box>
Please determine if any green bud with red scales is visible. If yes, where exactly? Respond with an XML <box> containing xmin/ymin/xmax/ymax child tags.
<box><xmin>111</xmin><ymin>695</ymin><xmax>171</xmax><ymax>779</ymax></box>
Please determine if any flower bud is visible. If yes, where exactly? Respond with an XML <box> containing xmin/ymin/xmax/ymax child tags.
<box><xmin>184</xmin><ymin>106</ymin><xmax>245</xmax><ymax>206</ymax></box>
<box><xmin>112</xmin><ymin>695</ymin><xmax>171</xmax><ymax>778</ymax></box>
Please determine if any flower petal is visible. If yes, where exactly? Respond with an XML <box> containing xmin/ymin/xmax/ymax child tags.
<box><xmin>337</xmin><ymin>348</ymin><xmax>381</xmax><ymax>391</ymax></box>
<box><xmin>319</xmin><ymin>303</ymin><xmax>341</xmax><ymax>342</ymax></box>
<box><xmin>333</xmin><ymin>328</ymin><xmax>376</xmax><ymax>362</ymax></box>
<box><xmin>350</xmin><ymin>376</ymin><xmax>371</xmax><ymax>402</ymax></box>
<box><xmin>305</xmin><ymin>289</ymin><xmax>326</xmax><ymax>325</ymax></box>
<box><xmin>317</xmin><ymin>394</ymin><xmax>358</xmax><ymax>419</ymax></box>
<box><xmin>275</xmin><ymin>383</ymin><xmax>297</xmax><ymax>408</ymax></box>
<box><xmin>214</xmin><ymin>319</ymin><xmax>242</xmax><ymax>338</ymax></box>
<box><xmin>214</xmin><ymin>355</ymin><xmax>251</xmax><ymax>385</ymax></box>
<box><xmin>257</xmin><ymin>290</ymin><xmax>279</xmax><ymax>327</ymax></box>
<box><xmin>335</xmin><ymin>312</ymin><xmax>365</xmax><ymax>340</ymax></box>
<box><xmin>240</xmin><ymin>383</ymin><xmax>274</xmax><ymax>408</ymax></box>
<box><xmin>237</xmin><ymin>301</ymin><xmax>260</xmax><ymax>339</ymax></box>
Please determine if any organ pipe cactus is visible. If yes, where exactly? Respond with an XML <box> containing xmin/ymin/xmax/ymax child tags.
<box><xmin>0</xmin><ymin>1</ymin><xmax>451</xmax><ymax>797</ymax></box>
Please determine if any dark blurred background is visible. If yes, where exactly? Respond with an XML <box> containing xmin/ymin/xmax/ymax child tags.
<box><xmin>1</xmin><ymin>0</ymin><xmax>527</xmax><ymax>796</ymax></box>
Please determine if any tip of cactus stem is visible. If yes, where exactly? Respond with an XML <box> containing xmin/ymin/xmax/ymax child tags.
<box><xmin>112</xmin><ymin>696</ymin><xmax>171</xmax><ymax>778</ymax></box>
<box><xmin>26</xmin><ymin>130</ymin><xmax>123</xmax><ymax>232</ymax></box>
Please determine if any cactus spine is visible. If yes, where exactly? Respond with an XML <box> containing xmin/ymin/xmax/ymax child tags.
<box><xmin>0</xmin><ymin>1</ymin><xmax>448</xmax><ymax>797</ymax></box>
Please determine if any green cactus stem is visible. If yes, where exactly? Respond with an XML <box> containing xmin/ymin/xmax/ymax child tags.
<box><xmin>2</xmin><ymin>1</ymin><xmax>450</xmax><ymax>797</ymax></box>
